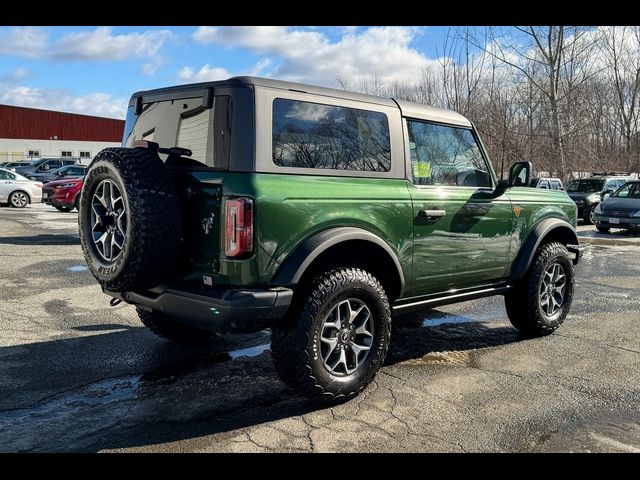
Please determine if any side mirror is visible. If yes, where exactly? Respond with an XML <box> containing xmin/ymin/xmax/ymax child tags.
<box><xmin>603</xmin><ymin>193</ymin><xmax>611</xmax><ymax>200</ymax></box>
<box><xmin>507</xmin><ymin>161</ymin><xmax>533</xmax><ymax>188</ymax></box>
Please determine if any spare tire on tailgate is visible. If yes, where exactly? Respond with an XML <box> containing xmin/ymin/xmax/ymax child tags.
<box><xmin>78</xmin><ymin>147</ymin><xmax>182</xmax><ymax>292</ymax></box>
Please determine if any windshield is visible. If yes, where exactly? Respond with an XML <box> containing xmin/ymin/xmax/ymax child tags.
<box><xmin>613</xmin><ymin>182</ymin><xmax>640</xmax><ymax>199</ymax></box>
<box><xmin>566</xmin><ymin>179</ymin><xmax>604</xmax><ymax>193</ymax></box>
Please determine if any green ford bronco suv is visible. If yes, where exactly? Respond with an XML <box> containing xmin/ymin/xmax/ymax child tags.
<box><xmin>78</xmin><ymin>76</ymin><xmax>583</xmax><ymax>402</ymax></box>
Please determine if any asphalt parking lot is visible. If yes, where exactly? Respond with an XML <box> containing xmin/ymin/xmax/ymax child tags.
<box><xmin>1</xmin><ymin>204</ymin><xmax>639</xmax><ymax>452</ymax></box>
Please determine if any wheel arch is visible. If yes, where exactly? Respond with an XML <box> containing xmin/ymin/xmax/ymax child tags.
<box><xmin>510</xmin><ymin>218</ymin><xmax>579</xmax><ymax>280</ymax></box>
<box><xmin>271</xmin><ymin>227</ymin><xmax>405</xmax><ymax>301</ymax></box>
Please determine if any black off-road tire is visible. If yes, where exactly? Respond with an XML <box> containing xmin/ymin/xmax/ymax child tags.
<box><xmin>78</xmin><ymin>148</ymin><xmax>181</xmax><ymax>292</ymax></box>
<box><xmin>505</xmin><ymin>242</ymin><xmax>574</xmax><ymax>337</ymax></box>
<box><xmin>596</xmin><ymin>225</ymin><xmax>610</xmax><ymax>233</ymax></box>
<box><xmin>137</xmin><ymin>307</ymin><xmax>213</xmax><ymax>345</ymax></box>
<box><xmin>271</xmin><ymin>268</ymin><xmax>392</xmax><ymax>403</ymax></box>
<box><xmin>73</xmin><ymin>195</ymin><xmax>80</xmax><ymax>212</ymax></box>
<box><xmin>55</xmin><ymin>205</ymin><xmax>73</xmax><ymax>212</ymax></box>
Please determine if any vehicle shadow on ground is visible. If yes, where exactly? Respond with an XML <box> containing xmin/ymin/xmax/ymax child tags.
<box><xmin>0</xmin><ymin>310</ymin><xmax>523</xmax><ymax>452</ymax></box>
<box><xmin>0</xmin><ymin>234</ymin><xmax>80</xmax><ymax>246</ymax></box>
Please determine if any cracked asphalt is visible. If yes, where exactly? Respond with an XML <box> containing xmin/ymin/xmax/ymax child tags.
<box><xmin>1</xmin><ymin>204</ymin><xmax>640</xmax><ymax>452</ymax></box>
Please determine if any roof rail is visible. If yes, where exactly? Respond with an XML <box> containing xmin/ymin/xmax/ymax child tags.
<box><xmin>591</xmin><ymin>171</ymin><xmax>629</xmax><ymax>176</ymax></box>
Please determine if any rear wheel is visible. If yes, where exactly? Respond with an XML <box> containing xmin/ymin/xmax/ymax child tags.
<box><xmin>271</xmin><ymin>268</ymin><xmax>391</xmax><ymax>403</ymax></box>
<box><xmin>137</xmin><ymin>308</ymin><xmax>214</xmax><ymax>344</ymax></box>
<box><xmin>9</xmin><ymin>191</ymin><xmax>29</xmax><ymax>208</ymax></box>
<box><xmin>505</xmin><ymin>242</ymin><xmax>574</xmax><ymax>337</ymax></box>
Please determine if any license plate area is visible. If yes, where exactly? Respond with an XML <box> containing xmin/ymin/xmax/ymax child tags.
<box><xmin>609</xmin><ymin>217</ymin><xmax>620</xmax><ymax>224</ymax></box>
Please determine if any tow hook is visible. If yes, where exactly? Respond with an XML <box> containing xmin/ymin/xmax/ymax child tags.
<box><xmin>109</xmin><ymin>297</ymin><xmax>123</xmax><ymax>307</ymax></box>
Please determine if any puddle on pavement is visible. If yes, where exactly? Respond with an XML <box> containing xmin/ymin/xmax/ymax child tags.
<box><xmin>228</xmin><ymin>343</ymin><xmax>270</xmax><ymax>359</ymax></box>
<box><xmin>67</xmin><ymin>265</ymin><xmax>88</xmax><ymax>272</ymax></box>
<box><xmin>421</xmin><ymin>312</ymin><xmax>500</xmax><ymax>327</ymax></box>
<box><xmin>0</xmin><ymin>375</ymin><xmax>140</xmax><ymax>423</ymax></box>
<box><xmin>0</xmin><ymin>339</ymin><xmax>274</xmax><ymax>428</ymax></box>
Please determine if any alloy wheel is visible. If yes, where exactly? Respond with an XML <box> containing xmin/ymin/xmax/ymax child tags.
<box><xmin>90</xmin><ymin>179</ymin><xmax>127</xmax><ymax>262</ymax></box>
<box><xmin>10</xmin><ymin>192</ymin><xmax>28</xmax><ymax>208</ymax></box>
<box><xmin>539</xmin><ymin>263</ymin><xmax>566</xmax><ymax>317</ymax></box>
<box><xmin>320</xmin><ymin>298</ymin><xmax>374</xmax><ymax>376</ymax></box>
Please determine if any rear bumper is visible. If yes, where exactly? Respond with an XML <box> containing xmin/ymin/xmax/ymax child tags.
<box><xmin>593</xmin><ymin>213</ymin><xmax>640</xmax><ymax>230</ymax></box>
<box><xmin>106</xmin><ymin>282</ymin><xmax>293</xmax><ymax>334</ymax></box>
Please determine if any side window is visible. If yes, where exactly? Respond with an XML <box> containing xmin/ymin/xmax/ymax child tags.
<box><xmin>46</xmin><ymin>160</ymin><xmax>61</xmax><ymax>168</ymax></box>
<box><xmin>539</xmin><ymin>180</ymin><xmax>550</xmax><ymax>189</ymax></box>
<box><xmin>616</xmin><ymin>184</ymin><xmax>632</xmax><ymax>197</ymax></box>
<box><xmin>0</xmin><ymin>171</ymin><xmax>8</xmax><ymax>180</ymax></box>
<box><xmin>407</xmin><ymin>120</ymin><xmax>491</xmax><ymax>187</ymax></box>
<box><xmin>272</xmin><ymin>98</ymin><xmax>391</xmax><ymax>172</ymax></box>
<box><xmin>550</xmin><ymin>180</ymin><xmax>560</xmax><ymax>189</ymax></box>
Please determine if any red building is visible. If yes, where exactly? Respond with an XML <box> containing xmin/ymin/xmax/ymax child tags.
<box><xmin>0</xmin><ymin>104</ymin><xmax>124</xmax><ymax>163</ymax></box>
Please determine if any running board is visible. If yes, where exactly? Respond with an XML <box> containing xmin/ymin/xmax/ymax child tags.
<box><xmin>392</xmin><ymin>284</ymin><xmax>512</xmax><ymax>315</ymax></box>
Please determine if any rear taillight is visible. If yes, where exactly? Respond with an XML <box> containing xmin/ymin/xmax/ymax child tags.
<box><xmin>225</xmin><ymin>197</ymin><xmax>253</xmax><ymax>258</ymax></box>
<box><xmin>35</xmin><ymin>183</ymin><xmax>43</xmax><ymax>189</ymax></box>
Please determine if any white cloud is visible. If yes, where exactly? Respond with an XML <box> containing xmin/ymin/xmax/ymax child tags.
<box><xmin>0</xmin><ymin>27</ymin><xmax>48</xmax><ymax>58</ymax></box>
<box><xmin>176</xmin><ymin>57</ymin><xmax>271</xmax><ymax>83</ymax></box>
<box><xmin>53</xmin><ymin>27</ymin><xmax>174</xmax><ymax>61</ymax></box>
<box><xmin>0</xmin><ymin>26</ymin><xmax>173</xmax><ymax>75</ymax></box>
<box><xmin>191</xmin><ymin>26</ymin><xmax>437</xmax><ymax>86</ymax></box>
<box><xmin>0</xmin><ymin>67</ymin><xmax>29</xmax><ymax>83</ymax></box>
<box><xmin>177</xmin><ymin>64</ymin><xmax>232</xmax><ymax>82</ymax></box>
<box><xmin>0</xmin><ymin>84</ymin><xmax>127</xmax><ymax>119</ymax></box>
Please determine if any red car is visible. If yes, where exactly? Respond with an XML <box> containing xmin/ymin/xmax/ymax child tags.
<box><xmin>42</xmin><ymin>177</ymin><xmax>83</xmax><ymax>212</ymax></box>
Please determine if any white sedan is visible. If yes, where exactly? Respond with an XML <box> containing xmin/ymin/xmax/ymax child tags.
<box><xmin>0</xmin><ymin>167</ymin><xmax>43</xmax><ymax>208</ymax></box>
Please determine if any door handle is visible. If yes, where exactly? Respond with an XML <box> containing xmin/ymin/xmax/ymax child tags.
<box><xmin>417</xmin><ymin>209</ymin><xmax>447</xmax><ymax>220</ymax></box>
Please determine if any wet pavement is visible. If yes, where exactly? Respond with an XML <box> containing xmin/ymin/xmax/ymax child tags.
<box><xmin>1</xmin><ymin>203</ymin><xmax>639</xmax><ymax>452</ymax></box>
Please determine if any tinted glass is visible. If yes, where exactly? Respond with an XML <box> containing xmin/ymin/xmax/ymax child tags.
<box><xmin>566</xmin><ymin>179</ymin><xmax>604</xmax><ymax>193</ymax></box>
<box><xmin>539</xmin><ymin>180</ymin><xmax>550</xmax><ymax>189</ymax></box>
<box><xmin>123</xmin><ymin>96</ymin><xmax>232</xmax><ymax>169</ymax></box>
<box><xmin>272</xmin><ymin>98</ymin><xmax>391</xmax><ymax>172</ymax></box>
<box><xmin>550</xmin><ymin>180</ymin><xmax>561</xmax><ymax>189</ymax></box>
<box><xmin>408</xmin><ymin>120</ymin><xmax>491</xmax><ymax>187</ymax></box>
<box><xmin>614</xmin><ymin>183</ymin><xmax>640</xmax><ymax>198</ymax></box>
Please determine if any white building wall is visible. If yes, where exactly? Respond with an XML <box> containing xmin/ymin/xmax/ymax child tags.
<box><xmin>0</xmin><ymin>138</ymin><xmax>121</xmax><ymax>165</ymax></box>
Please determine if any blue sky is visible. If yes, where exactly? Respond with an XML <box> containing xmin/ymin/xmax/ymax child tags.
<box><xmin>0</xmin><ymin>26</ymin><xmax>454</xmax><ymax>119</ymax></box>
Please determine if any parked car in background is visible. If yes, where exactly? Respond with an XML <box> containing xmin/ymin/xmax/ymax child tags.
<box><xmin>593</xmin><ymin>180</ymin><xmax>640</xmax><ymax>233</ymax></box>
<box><xmin>42</xmin><ymin>177</ymin><xmax>83</xmax><ymax>212</ymax></box>
<box><xmin>530</xmin><ymin>177</ymin><xmax>564</xmax><ymax>190</ymax></box>
<box><xmin>26</xmin><ymin>164</ymin><xmax>87</xmax><ymax>183</ymax></box>
<box><xmin>15</xmin><ymin>158</ymin><xmax>78</xmax><ymax>177</ymax></box>
<box><xmin>0</xmin><ymin>161</ymin><xmax>33</xmax><ymax>171</ymax></box>
<box><xmin>565</xmin><ymin>174</ymin><xmax>630</xmax><ymax>224</ymax></box>
<box><xmin>0</xmin><ymin>167</ymin><xmax>43</xmax><ymax>208</ymax></box>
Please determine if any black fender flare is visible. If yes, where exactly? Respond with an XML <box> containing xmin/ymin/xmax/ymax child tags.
<box><xmin>272</xmin><ymin>227</ymin><xmax>405</xmax><ymax>297</ymax></box>
<box><xmin>510</xmin><ymin>218</ymin><xmax>579</xmax><ymax>280</ymax></box>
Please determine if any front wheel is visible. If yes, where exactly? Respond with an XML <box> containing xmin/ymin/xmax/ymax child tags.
<box><xmin>505</xmin><ymin>242</ymin><xmax>574</xmax><ymax>337</ymax></box>
<box><xmin>271</xmin><ymin>268</ymin><xmax>391</xmax><ymax>403</ymax></box>
<box><xmin>9</xmin><ymin>191</ymin><xmax>29</xmax><ymax>208</ymax></box>
<box><xmin>584</xmin><ymin>205</ymin><xmax>596</xmax><ymax>224</ymax></box>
